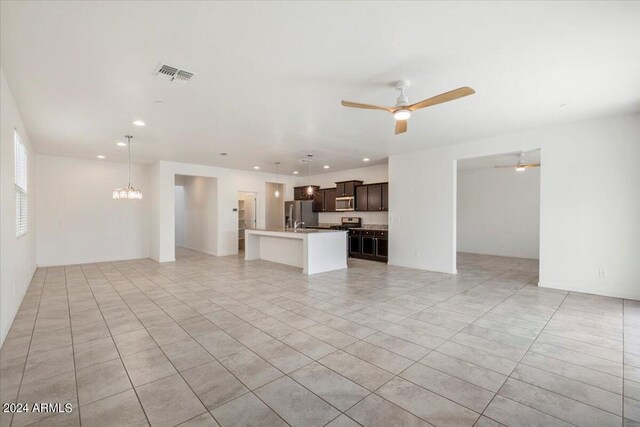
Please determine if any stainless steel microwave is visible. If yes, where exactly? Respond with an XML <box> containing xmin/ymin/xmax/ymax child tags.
<box><xmin>335</xmin><ymin>196</ymin><xmax>355</xmax><ymax>211</ymax></box>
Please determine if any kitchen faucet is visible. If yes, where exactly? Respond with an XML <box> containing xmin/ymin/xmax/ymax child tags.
<box><xmin>294</xmin><ymin>220</ymin><xmax>305</xmax><ymax>230</ymax></box>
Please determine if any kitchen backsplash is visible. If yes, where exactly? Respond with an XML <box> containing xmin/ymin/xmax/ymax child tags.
<box><xmin>317</xmin><ymin>211</ymin><xmax>388</xmax><ymax>225</ymax></box>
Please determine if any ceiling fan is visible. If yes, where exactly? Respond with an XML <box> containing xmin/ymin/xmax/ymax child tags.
<box><xmin>341</xmin><ymin>80</ymin><xmax>475</xmax><ymax>135</ymax></box>
<box><xmin>495</xmin><ymin>152</ymin><xmax>541</xmax><ymax>172</ymax></box>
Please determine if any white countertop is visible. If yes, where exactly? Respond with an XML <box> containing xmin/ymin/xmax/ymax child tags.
<box><xmin>248</xmin><ymin>229</ymin><xmax>346</xmax><ymax>237</ymax></box>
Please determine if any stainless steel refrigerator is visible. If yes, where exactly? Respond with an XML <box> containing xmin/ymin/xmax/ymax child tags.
<box><xmin>284</xmin><ymin>200</ymin><xmax>318</xmax><ymax>228</ymax></box>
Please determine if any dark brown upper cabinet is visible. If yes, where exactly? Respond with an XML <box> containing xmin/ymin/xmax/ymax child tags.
<box><xmin>355</xmin><ymin>182</ymin><xmax>389</xmax><ymax>211</ymax></box>
<box><xmin>294</xmin><ymin>185</ymin><xmax>320</xmax><ymax>201</ymax></box>
<box><xmin>312</xmin><ymin>189</ymin><xmax>325</xmax><ymax>212</ymax></box>
<box><xmin>381</xmin><ymin>183</ymin><xmax>388</xmax><ymax>211</ymax></box>
<box><xmin>356</xmin><ymin>185</ymin><xmax>368</xmax><ymax>211</ymax></box>
<box><xmin>368</xmin><ymin>184</ymin><xmax>382</xmax><ymax>211</ymax></box>
<box><xmin>336</xmin><ymin>180</ymin><xmax>363</xmax><ymax>197</ymax></box>
<box><xmin>312</xmin><ymin>188</ymin><xmax>337</xmax><ymax>212</ymax></box>
<box><xmin>324</xmin><ymin>188</ymin><xmax>336</xmax><ymax>212</ymax></box>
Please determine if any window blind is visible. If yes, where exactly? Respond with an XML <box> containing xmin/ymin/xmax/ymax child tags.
<box><xmin>15</xmin><ymin>131</ymin><xmax>27</xmax><ymax>236</ymax></box>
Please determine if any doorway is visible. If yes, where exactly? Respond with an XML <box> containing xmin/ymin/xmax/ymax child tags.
<box><xmin>456</xmin><ymin>150</ymin><xmax>541</xmax><ymax>279</ymax></box>
<box><xmin>238</xmin><ymin>191</ymin><xmax>257</xmax><ymax>251</ymax></box>
<box><xmin>174</xmin><ymin>174</ymin><xmax>218</xmax><ymax>258</ymax></box>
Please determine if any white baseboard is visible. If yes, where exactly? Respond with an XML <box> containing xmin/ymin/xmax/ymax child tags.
<box><xmin>539</xmin><ymin>280</ymin><xmax>639</xmax><ymax>300</ymax></box>
<box><xmin>177</xmin><ymin>245</ymin><xmax>217</xmax><ymax>257</ymax></box>
<box><xmin>37</xmin><ymin>254</ymin><xmax>150</xmax><ymax>268</ymax></box>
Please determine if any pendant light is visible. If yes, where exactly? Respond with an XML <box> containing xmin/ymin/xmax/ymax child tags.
<box><xmin>274</xmin><ymin>161</ymin><xmax>280</xmax><ymax>198</ymax></box>
<box><xmin>112</xmin><ymin>135</ymin><xmax>143</xmax><ymax>199</ymax></box>
<box><xmin>305</xmin><ymin>154</ymin><xmax>314</xmax><ymax>196</ymax></box>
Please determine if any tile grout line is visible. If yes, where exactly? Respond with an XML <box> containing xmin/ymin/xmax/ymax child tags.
<box><xmin>63</xmin><ymin>265</ymin><xmax>82</xmax><ymax>426</ymax></box>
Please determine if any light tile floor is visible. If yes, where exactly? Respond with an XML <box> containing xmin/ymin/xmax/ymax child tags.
<box><xmin>1</xmin><ymin>248</ymin><xmax>638</xmax><ymax>426</ymax></box>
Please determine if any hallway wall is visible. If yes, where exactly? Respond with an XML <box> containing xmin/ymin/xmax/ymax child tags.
<box><xmin>457</xmin><ymin>166</ymin><xmax>540</xmax><ymax>259</ymax></box>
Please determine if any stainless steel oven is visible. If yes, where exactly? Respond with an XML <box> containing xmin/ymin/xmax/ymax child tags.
<box><xmin>335</xmin><ymin>196</ymin><xmax>355</xmax><ymax>211</ymax></box>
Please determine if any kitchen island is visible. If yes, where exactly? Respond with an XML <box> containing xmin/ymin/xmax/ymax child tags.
<box><xmin>244</xmin><ymin>229</ymin><xmax>347</xmax><ymax>274</ymax></box>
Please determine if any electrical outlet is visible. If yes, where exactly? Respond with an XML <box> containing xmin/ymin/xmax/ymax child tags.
<box><xmin>598</xmin><ymin>269</ymin><xmax>607</xmax><ymax>279</ymax></box>
<box><xmin>414</xmin><ymin>250</ymin><xmax>421</xmax><ymax>258</ymax></box>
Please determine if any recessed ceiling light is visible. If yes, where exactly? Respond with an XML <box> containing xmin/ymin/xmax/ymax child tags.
<box><xmin>97</xmin><ymin>155</ymin><xmax>106</xmax><ymax>159</ymax></box>
<box><xmin>253</xmin><ymin>166</ymin><xmax>260</xmax><ymax>170</ymax></box>
<box><xmin>133</xmin><ymin>120</ymin><xmax>145</xmax><ymax>126</ymax></box>
<box><xmin>293</xmin><ymin>171</ymin><xmax>299</xmax><ymax>174</ymax></box>
<box><xmin>323</xmin><ymin>165</ymin><xmax>330</xmax><ymax>169</ymax></box>
<box><xmin>154</xmin><ymin>100</ymin><xmax>164</xmax><ymax>105</ymax></box>
<box><xmin>220</xmin><ymin>152</ymin><xmax>228</xmax><ymax>156</ymax></box>
<box><xmin>362</xmin><ymin>158</ymin><xmax>370</xmax><ymax>162</ymax></box>
<box><xmin>117</xmin><ymin>142</ymin><xmax>127</xmax><ymax>147</ymax></box>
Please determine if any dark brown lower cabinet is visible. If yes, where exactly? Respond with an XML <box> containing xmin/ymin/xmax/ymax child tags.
<box><xmin>348</xmin><ymin>230</ymin><xmax>388</xmax><ymax>263</ymax></box>
<box><xmin>361</xmin><ymin>233</ymin><xmax>375</xmax><ymax>256</ymax></box>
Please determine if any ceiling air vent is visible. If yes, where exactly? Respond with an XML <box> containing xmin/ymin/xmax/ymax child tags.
<box><xmin>154</xmin><ymin>63</ymin><xmax>195</xmax><ymax>84</ymax></box>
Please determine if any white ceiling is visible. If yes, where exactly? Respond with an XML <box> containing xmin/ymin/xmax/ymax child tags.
<box><xmin>458</xmin><ymin>150</ymin><xmax>541</xmax><ymax>171</ymax></box>
<box><xmin>1</xmin><ymin>1</ymin><xmax>639</xmax><ymax>175</ymax></box>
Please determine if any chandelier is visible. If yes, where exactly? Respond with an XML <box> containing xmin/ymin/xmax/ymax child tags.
<box><xmin>112</xmin><ymin>135</ymin><xmax>143</xmax><ymax>199</ymax></box>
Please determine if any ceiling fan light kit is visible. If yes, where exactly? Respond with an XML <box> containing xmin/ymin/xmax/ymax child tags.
<box><xmin>393</xmin><ymin>109</ymin><xmax>411</xmax><ymax>121</ymax></box>
<box><xmin>494</xmin><ymin>151</ymin><xmax>541</xmax><ymax>172</ymax></box>
<box><xmin>341</xmin><ymin>80</ymin><xmax>475</xmax><ymax>135</ymax></box>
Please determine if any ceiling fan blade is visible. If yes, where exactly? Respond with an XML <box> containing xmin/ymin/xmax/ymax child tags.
<box><xmin>408</xmin><ymin>87</ymin><xmax>475</xmax><ymax>111</ymax></box>
<box><xmin>494</xmin><ymin>165</ymin><xmax>515</xmax><ymax>168</ymax></box>
<box><xmin>395</xmin><ymin>120</ymin><xmax>407</xmax><ymax>135</ymax></box>
<box><xmin>341</xmin><ymin>100</ymin><xmax>394</xmax><ymax>112</ymax></box>
<box><xmin>524</xmin><ymin>163</ymin><xmax>541</xmax><ymax>167</ymax></box>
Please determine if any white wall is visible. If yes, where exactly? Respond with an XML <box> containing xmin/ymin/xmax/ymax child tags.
<box><xmin>0</xmin><ymin>69</ymin><xmax>37</xmax><ymax>346</ymax></box>
<box><xmin>36</xmin><ymin>155</ymin><xmax>150</xmax><ymax>266</ymax></box>
<box><xmin>457</xmin><ymin>166</ymin><xmax>540</xmax><ymax>259</ymax></box>
<box><xmin>151</xmin><ymin>161</ymin><xmax>298</xmax><ymax>262</ymax></box>
<box><xmin>299</xmin><ymin>164</ymin><xmax>389</xmax><ymax>225</ymax></box>
<box><xmin>265</xmin><ymin>183</ymin><xmax>285</xmax><ymax>229</ymax></box>
<box><xmin>174</xmin><ymin>175</ymin><xmax>218</xmax><ymax>255</ymax></box>
<box><xmin>390</xmin><ymin>114</ymin><xmax>640</xmax><ymax>300</ymax></box>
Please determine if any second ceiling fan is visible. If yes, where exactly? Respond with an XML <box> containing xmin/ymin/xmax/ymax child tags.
<box><xmin>341</xmin><ymin>81</ymin><xmax>475</xmax><ymax>135</ymax></box>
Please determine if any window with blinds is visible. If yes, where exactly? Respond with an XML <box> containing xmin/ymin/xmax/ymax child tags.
<box><xmin>15</xmin><ymin>130</ymin><xmax>28</xmax><ymax>236</ymax></box>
